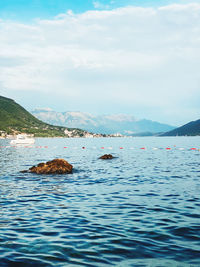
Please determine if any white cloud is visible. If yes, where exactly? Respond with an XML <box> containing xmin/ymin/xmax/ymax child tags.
<box><xmin>0</xmin><ymin>3</ymin><xmax>200</xmax><ymax>124</ymax></box>
<box><xmin>93</xmin><ymin>1</ymin><xmax>110</xmax><ymax>9</ymax></box>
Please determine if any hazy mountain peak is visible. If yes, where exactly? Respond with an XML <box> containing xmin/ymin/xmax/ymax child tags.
<box><xmin>32</xmin><ymin>109</ymin><xmax>175</xmax><ymax>135</ymax></box>
<box><xmin>66</xmin><ymin>111</ymin><xmax>95</xmax><ymax>119</ymax></box>
<box><xmin>104</xmin><ymin>114</ymin><xmax>135</xmax><ymax>122</ymax></box>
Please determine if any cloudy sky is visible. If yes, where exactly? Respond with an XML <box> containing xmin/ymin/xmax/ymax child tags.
<box><xmin>0</xmin><ymin>0</ymin><xmax>200</xmax><ymax>126</ymax></box>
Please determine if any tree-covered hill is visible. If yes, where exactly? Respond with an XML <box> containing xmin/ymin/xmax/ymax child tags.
<box><xmin>0</xmin><ymin>96</ymin><xmax>85</xmax><ymax>137</ymax></box>
<box><xmin>161</xmin><ymin>119</ymin><xmax>200</xmax><ymax>136</ymax></box>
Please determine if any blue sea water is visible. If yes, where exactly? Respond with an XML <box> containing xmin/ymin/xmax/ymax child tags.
<box><xmin>0</xmin><ymin>137</ymin><xmax>200</xmax><ymax>267</ymax></box>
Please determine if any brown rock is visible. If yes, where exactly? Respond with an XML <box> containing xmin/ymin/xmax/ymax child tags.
<box><xmin>27</xmin><ymin>158</ymin><xmax>73</xmax><ymax>174</ymax></box>
<box><xmin>99</xmin><ymin>154</ymin><xmax>114</xmax><ymax>159</ymax></box>
<box><xmin>20</xmin><ymin>170</ymin><xmax>28</xmax><ymax>173</ymax></box>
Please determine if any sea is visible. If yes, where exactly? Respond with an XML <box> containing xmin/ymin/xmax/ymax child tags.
<box><xmin>0</xmin><ymin>137</ymin><xmax>200</xmax><ymax>267</ymax></box>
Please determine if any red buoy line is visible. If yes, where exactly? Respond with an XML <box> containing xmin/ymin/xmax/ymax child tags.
<box><xmin>0</xmin><ymin>145</ymin><xmax>199</xmax><ymax>151</ymax></box>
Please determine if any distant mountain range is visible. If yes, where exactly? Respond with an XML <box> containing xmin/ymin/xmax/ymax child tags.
<box><xmin>1</xmin><ymin>96</ymin><xmax>199</xmax><ymax>137</ymax></box>
<box><xmin>0</xmin><ymin>96</ymin><xmax>90</xmax><ymax>137</ymax></box>
<box><xmin>162</xmin><ymin>119</ymin><xmax>200</xmax><ymax>136</ymax></box>
<box><xmin>32</xmin><ymin>109</ymin><xmax>175</xmax><ymax>135</ymax></box>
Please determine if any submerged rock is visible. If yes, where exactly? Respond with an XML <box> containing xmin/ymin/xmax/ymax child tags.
<box><xmin>23</xmin><ymin>158</ymin><xmax>73</xmax><ymax>174</ymax></box>
<box><xmin>99</xmin><ymin>154</ymin><xmax>114</xmax><ymax>160</ymax></box>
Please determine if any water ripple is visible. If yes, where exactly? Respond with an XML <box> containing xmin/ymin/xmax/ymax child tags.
<box><xmin>0</xmin><ymin>137</ymin><xmax>200</xmax><ymax>266</ymax></box>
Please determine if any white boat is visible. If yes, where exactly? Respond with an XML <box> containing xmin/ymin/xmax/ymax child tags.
<box><xmin>10</xmin><ymin>134</ymin><xmax>35</xmax><ymax>145</ymax></box>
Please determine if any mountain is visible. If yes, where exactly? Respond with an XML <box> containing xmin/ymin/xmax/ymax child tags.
<box><xmin>161</xmin><ymin>119</ymin><xmax>200</xmax><ymax>136</ymax></box>
<box><xmin>32</xmin><ymin>109</ymin><xmax>175</xmax><ymax>135</ymax></box>
<box><xmin>0</xmin><ymin>96</ymin><xmax>87</xmax><ymax>137</ymax></box>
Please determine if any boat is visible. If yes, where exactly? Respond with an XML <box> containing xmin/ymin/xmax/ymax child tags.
<box><xmin>10</xmin><ymin>134</ymin><xmax>35</xmax><ymax>145</ymax></box>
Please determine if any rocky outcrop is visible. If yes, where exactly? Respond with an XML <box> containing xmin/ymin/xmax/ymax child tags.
<box><xmin>99</xmin><ymin>154</ymin><xmax>114</xmax><ymax>159</ymax></box>
<box><xmin>22</xmin><ymin>159</ymin><xmax>73</xmax><ymax>174</ymax></box>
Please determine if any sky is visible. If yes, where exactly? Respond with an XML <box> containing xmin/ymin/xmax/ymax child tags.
<box><xmin>0</xmin><ymin>0</ymin><xmax>200</xmax><ymax>126</ymax></box>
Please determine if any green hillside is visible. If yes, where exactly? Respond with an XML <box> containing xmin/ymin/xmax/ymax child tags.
<box><xmin>161</xmin><ymin>119</ymin><xmax>200</xmax><ymax>136</ymax></box>
<box><xmin>0</xmin><ymin>96</ymin><xmax>84</xmax><ymax>137</ymax></box>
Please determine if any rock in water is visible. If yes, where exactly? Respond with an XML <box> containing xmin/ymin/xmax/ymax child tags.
<box><xmin>27</xmin><ymin>159</ymin><xmax>73</xmax><ymax>174</ymax></box>
<box><xmin>99</xmin><ymin>154</ymin><xmax>114</xmax><ymax>159</ymax></box>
